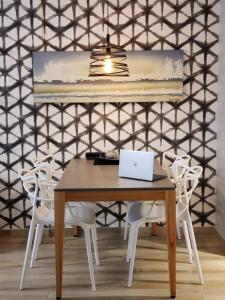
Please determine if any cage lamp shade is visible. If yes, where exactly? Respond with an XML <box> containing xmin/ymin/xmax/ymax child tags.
<box><xmin>89</xmin><ymin>34</ymin><xmax>129</xmax><ymax>77</ymax></box>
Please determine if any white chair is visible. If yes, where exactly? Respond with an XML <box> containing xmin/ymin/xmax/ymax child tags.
<box><xmin>19</xmin><ymin>162</ymin><xmax>55</xmax><ymax>268</ymax></box>
<box><xmin>33</xmin><ymin>160</ymin><xmax>99</xmax><ymax>272</ymax></box>
<box><xmin>31</xmin><ymin>153</ymin><xmax>99</xmax><ymax>239</ymax></box>
<box><xmin>126</xmin><ymin>162</ymin><xmax>204</xmax><ymax>287</ymax></box>
<box><xmin>18</xmin><ymin>168</ymin><xmax>99</xmax><ymax>291</ymax></box>
<box><xmin>123</xmin><ymin>151</ymin><xmax>191</xmax><ymax>241</ymax></box>
<box><xmin>162</xmin><ymin>151</ymin><xmax>191</xmax><ymax>239</ymax></box>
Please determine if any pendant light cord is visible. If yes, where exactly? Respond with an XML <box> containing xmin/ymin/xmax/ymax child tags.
<box><xmin>107</xmin><ymin>0</ymin><xmax>109</xmax><ymax>35</ymax></box>
<box><xmin>106</xmin><ymin>0</ymin><xmax>110</xmax><ymax>47</ymax></box>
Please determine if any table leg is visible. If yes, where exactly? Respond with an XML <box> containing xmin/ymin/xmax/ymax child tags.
<box><xmin>151</xmin><ymin>222</ymin><xmax>157</xmax><ymax>236</ymax></box>
<box><xmin>72</xmin><ymin>225</ymin><xmax>79</xmax><ymax>237</ymax></box>
<box><xmin>54</xmin><ymin>191</ymin><xmax>65</xmax><ymax>300</ymax></box>
<box><xmin>165</xmin><ymin>190</ymin><xmax>176</xmax><ymax>298</ymax></box>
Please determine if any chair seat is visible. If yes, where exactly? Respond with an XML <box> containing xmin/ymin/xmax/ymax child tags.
<box><xmin>127</xmin><ymin>200</ymin><xmax>188</xmax><ymax>225</ymax></box>
<box><xmin>36</xmin><ymin>204</ymin><xmax>96</xmax><ymax>226</ymax></box>
<box><xmin>69</xmin><ymin>204</ymin><xmax>96</xmax><ymax>225</ymax></box>
<box><xmin>36</xmin><ymin>206</ymin><xmax>72</xmax><ymax>225</ymax></box>
<box><xmin>127</xmin><ymin>202</ymin><xmax>160</xmax><ymax>224</ymax></box>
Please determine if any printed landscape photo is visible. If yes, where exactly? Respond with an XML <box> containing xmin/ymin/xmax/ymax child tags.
<box><xmin>33</xmin><ymin>50</ymin><xmax>183</xmax><ymax>103</ymax></box>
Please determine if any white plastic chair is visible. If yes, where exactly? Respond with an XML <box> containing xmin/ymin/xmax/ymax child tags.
<box><xmin>162</xmin><ymin>151</ymin><xmax>191</xmax><ymax>239</ymax></box>
<box><xmin>126</xmin><ymin>162</ymin><xmax>204</xmax><ymax>287</ymax></box>
<box><xmin>31</xmin><ymin>153</ymin><xmax>98</xmax><ymax>241</ymax></box>
<box><xmin>123</xmin><ymin>151</ymin><xmax>191</xmax><ymax>241</ymax></box>
<box><xmin>18</xmin><ymin>168</ymin><xmax>99</xmax><ymax>291</ymax></box>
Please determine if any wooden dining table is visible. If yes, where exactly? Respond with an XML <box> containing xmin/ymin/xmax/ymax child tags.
<box><xmin>54</xmin><ymin>158</ymin><xmax>176</xmax><ymax>299</ymax></box>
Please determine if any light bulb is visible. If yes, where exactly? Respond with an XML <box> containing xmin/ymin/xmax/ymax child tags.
<box><xmin>104</xmin><ymin>57</ymin><xmax>113</xmax><ymax>74</ymax></box>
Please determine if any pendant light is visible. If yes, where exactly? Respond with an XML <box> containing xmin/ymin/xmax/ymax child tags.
<box><xmin>89</xmin><ymin>1</ymin><xmax>129</xmax><ymax>77</ymax></box>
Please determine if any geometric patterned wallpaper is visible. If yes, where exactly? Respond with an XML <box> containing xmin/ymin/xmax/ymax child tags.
<box><xmin>0</xmin><ymin>0</ymin><xmax>219</xmax><ymax>228</ymax></box>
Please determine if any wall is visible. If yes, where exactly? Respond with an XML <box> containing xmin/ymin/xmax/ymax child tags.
<box><xmin>216</xmin><ymin>0</ymin><xmax>225</xmax><ymax>239</ymax></box>
<box><xmin>0</xmin><ymin>0</ymin><xmax>219</xmax><ymax>229</ymax></box>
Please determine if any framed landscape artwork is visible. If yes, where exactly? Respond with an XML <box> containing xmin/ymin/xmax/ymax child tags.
<box><xmin>32</xmin><ymin>50</ymin><xmax>183</xmax><ymax>103</ymax></box>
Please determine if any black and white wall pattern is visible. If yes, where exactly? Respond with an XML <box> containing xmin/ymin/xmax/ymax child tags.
<box><xmin>0</xmin><ymin>0</ymin><xmax>219</xmax><ymax>228</ymax></box>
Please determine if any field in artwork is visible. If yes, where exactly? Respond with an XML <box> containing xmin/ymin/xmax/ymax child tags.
<box><xmin>34</xmin><ymin>80</ymin><xmax>183</xmax><ymax>102</ymax></box>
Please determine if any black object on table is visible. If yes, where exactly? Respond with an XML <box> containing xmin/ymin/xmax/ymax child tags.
<box><xmin>93</xmin><ymin>158</ymin><xmax>119</xmax><ymax>165</ymax></box>
<box><xmin>85</xmin><ymin>152</ymin><xmax>105</xmax><ymax>160</ymax></box>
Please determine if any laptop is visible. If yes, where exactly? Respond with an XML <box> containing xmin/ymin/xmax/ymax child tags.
<box><xmin>119</xmin><ymin>150</ymin><xmax>166</xmax><ymax>182</ymax></box>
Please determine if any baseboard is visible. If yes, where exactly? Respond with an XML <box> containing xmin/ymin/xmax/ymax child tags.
<box><xmin>0</xmin><ymin>227</ymin><xmax>74</xmax><ymax>239</ymax></box>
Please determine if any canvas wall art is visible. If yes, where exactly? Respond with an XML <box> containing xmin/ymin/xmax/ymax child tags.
<box><xmin>33</xmin><ymin>50</ymin><xmax>183</xmax><ymax>103</ymax></box>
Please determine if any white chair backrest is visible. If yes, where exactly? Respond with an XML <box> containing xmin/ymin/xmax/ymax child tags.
<box><xmin>34</xmin><ymin>161</ymin><xmax>51</xmax><ymax>183</ymax></box>
<box><xmin>18</xmin><ymin>171</ymin><xmax>39</xmax><ymax>212</ymax></box>
<box><xmin>183</xmin><ymin>165</ymin><xmax>202</xmax><ymax>204</ymax></box>
<box><xmin>162</xmin><ymin>151</ymin><xmax>190</xmax><ymax>180</ymax></box>
<box><xmin>173</xmin><ymin>162</ymin><xmax>202</xmax><ymax>217</ymax></box>
<box><xmin>32</xmin><ymin>162</ymin><xmax>55</xmax><ymax>200</ymax></box>
<box><xmin>31</xmin><ymin>153</ymin><xmax>56</xmax><ymax>181</ymax></box>
<box><xmin>171</xmin><ymin>159</ymin><xmax>188</xmax><ymax>183</ymax></box>
<box><xmin>18</xmin><ymin>163</ymin><xmax>54</xmax><ymax>208</ymax></box>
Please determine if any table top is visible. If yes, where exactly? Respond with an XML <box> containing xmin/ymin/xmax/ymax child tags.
<box><xmin>55</xmin><ymin>158</ymin><xmax>174</xmax><ymax>192</ymax></box>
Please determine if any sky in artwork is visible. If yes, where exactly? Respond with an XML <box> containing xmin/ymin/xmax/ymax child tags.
<box><xmin>33</xmin><ymin>50</ymin><xmax>183</xmax><ymax>82</ymax></box>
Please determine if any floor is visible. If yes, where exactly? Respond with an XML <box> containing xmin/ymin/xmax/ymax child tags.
<box><xmin>0</xmin><ymin>227</ymin><xmax>225</xmax><ymax>300</ymax></box>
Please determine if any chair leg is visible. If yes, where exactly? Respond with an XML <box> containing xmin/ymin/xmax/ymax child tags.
<box><xmin>151</xmin><ymin>223</ymin><xmax>157</xmax><ymax>236</ymax></box>
<box><xmin>176</xmin><ymin>222</ymin><xmax>182</xmax><ymax>240</ymax></box>
<box><xmin>30</xmin><ymin>224</ymin><xmax>44</xmax><ymax>268</ymax></box>
<box><xmin>124</xmin><ymin>213</ymin><xmax>129</xmax><ymax>241</ymax></box>
<box><xmin>182</xmin><ymin>220</ymin><xmax>193</xmax><ymax>264</ymax></box>
<box><xmin>186</xmin><ymin>214</ymin><xmax>204</xmax><ymax>284</ymax></box>
<box><xmin>72</xmin><ymin>225</ymin><xmax>79</xmax><ymax>237</ymax></box>
<box><xmin>91</xmin><ymin>226</ymin><xmax>100</xmax><ymax>266</ymax></box>
<box><xmin>126</xmin><ymin>225</ymin><xmax>132</xmax><ymax>262</ymax></box>
<box><xmin>84</xmin><ymin>227</ymin><xmax>96</xmax><ymax>291</ymax></box>
<box><xmin>128</xmin><ymin>224</ymin><xmax>139</xmax><ymax>288</ymax></box>
<box><xmin>35</xmin><ymin>224</ymin><xmax>44</xmax><ymax>257</ymax></box>
<box><xmin>20</xmin><ymin>218</ymin><xmax>36</xmax><ymax>290</ymax></box>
